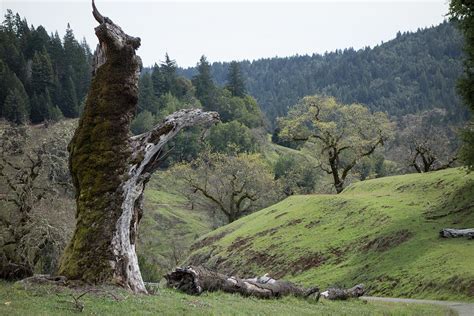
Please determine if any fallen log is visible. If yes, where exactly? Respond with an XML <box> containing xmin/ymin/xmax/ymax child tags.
<box><xmin>165</xmin><ymin>266</ymin><xmax>365</xmax><ymax>301</ymax></box>
<box><xmin>439</xmin><ymin>228</ymin><xmax>474</xmax><ymax>239</ymax></box>
<box><xmin>165</xmin><ymin>266</ymin><xmax>319</xmax><ymax>300</ymax></box>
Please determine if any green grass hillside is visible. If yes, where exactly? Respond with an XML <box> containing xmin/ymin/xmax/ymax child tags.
<box><xmin>0</xmin><ymin>282</ymin><xmax>455</xmax><ymax>315</ymax></box>
<box><xmin>137</xmin><ymin>175</ymin><xmax>215</xmax><ymax>280</ymax></box>
<box><xmin>186</xmin><ymin>168</ymin><xmax>474</xmax><ymax>301</ymax></box>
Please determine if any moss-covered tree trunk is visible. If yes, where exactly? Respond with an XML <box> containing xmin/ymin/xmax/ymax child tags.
<box><xmin>58</xmin><ymin>1</ymin><xmax>218</xmax><ymax>293</ymax></box>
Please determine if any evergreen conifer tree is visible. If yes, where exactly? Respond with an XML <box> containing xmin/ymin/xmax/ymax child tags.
<box><xmin>226</xmin><ymin>61</ymin><xmax>246</xmax><ymax>97</ymax></box>
<box><xmin>30</xmin><ymin>92</ymin><xmax>48</xmax><ymax>123</ymax></box>
<box><xmin>31</xmin><ymin>49</ymin><xmax>54</xmax><ymax>94</ymax></box>
<box><xmin>3</xmin><ymin>88</ymin><xmax>28</xmax><ymax>124</ymax></box>
<box><xmin>151</xmin><ymin>63</ymin><xmax>166</xmax><ymax>98</ymax></box>
<box><xmin>137</xmin><ymin>73</ymin><xmax>158</xmax><ymax>114</ymax></box>
<box><xmin>160</xmin><ymin>53</ymin><xmax>178</xmax><ymax>96</ymax></box>
<box><xmin>61</xmin><ymin>75</ymin><xmax>79</xmax><ymax>117</ymax></box>
<box><xmin>192</xmin><ymin>55</ymin><xmax>215</xmax><ymax>109</ymax></box>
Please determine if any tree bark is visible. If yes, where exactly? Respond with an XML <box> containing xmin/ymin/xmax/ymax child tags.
<box><xmin>165</xmin><ymin>266</ymin><xmax>320</xmax><ymax>300</ymax></box>
<box><xmin>439</xmin><ymin>228</ymin><xmax>474</xmax><ymax>239</ymax></box>
<box><xmin>58</xmin><ymin>1</ymin><xmax>219</xmax><ymax>294</ymax></box>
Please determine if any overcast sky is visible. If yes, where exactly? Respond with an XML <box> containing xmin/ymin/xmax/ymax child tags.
<box><xmin>1</xmin><ymin>0</ymin><xmax>449</xmax><ymax>68</ymax></box>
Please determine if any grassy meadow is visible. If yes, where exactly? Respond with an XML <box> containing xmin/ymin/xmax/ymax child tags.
<box><xmin>186</xmin><ymin>168</ymin><xmax>474</xmax><ymax>301</ymax></box>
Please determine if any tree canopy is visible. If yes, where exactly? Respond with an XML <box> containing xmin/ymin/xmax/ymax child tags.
<box><xmin>278</xmin><ymin>95</ymin><xmax>394</xmax><ymax>193</ymax></box>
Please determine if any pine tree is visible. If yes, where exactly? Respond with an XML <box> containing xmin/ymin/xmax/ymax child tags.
<box><xmin>61</xmin><ymin>75</ymin><xmax>79</xmax><ymax>117</ymax></box>
<box><xmin>48</xmin><ymin>31</ymin><xmax>65</xmax><ymax>76</ymax></box>
<box><xmin>31</xmin><ymin>49</ymin><xmax>54</xmax><ymax>94</ymax></box>
<box><xmin>0</xmin><ymin>60</ymin><xmax>12</xmax><ymax>115</ymax></box>
<box><xmin>63</xmin><ymin>23</ymin><xmax>76</xmax><ymax>67</ymax></box>
<box><xmin>63</xmin><ymin>23</ymin><xmax>91</xmax><ymax>103</ymax></box>
<box><xmin>151</xmin><ymin>63</ymin><xmax>166</xmax><ymax>98</ymax></box>
<box><xmin>0</xmin><ymin>64</ymin><xmax>30</xmax><ymax>119</ymax></box>
<box><xmin>3</xmin><ymin>88</ymin><xmax>28</xmax><ymax>124</ymax></box>
<box><xmin>30</xmin><ymin>92</ymin><xmax>48</xmax><ymax>123</ymax></box>
<box><xmin>226</xmin><ymin>61</ymin><xmax>246</xmax><ymax>97</ymax></box>
<box><xmin>137</xmin><ymin>73</ymin><xmax>158</xmax><ymax>114</ymax></box>
<box><xmin>192</xmin><ymin>55</ymin><xmax>215</xmax><ymax>109</ymax></box>
<box><xmin>28</xmin><ymin>25</ymin><xmax>50</xmax><ymax>56</ymax></box>
<box><xmin>160</xmin><ymin>53</ymin><xmax>177</xmax><ymax>96</ymax></box>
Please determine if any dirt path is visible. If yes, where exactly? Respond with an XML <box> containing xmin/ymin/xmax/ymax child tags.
<box><xmin>361</xmin><ymin>296</ymin><xmax>474</xmax><ymax>316</ymax></box>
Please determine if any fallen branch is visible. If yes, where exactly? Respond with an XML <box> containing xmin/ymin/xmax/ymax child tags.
<box><xmin>165</xmin><ymin>266</ymin><xmax>364</xmax><ymax>301</ymax></box>
<box><xmin>439</xmin><ymin>228</ymin><xmax>474</xmax><ymax>239</ymax></box>
<box><xmin>320</xmin><ymin>284</ymin><xmax>365</xmax><ymax>300</ymax></box>
<box><xmin>16</xmin><ymin>274</ymin><xmax>67</xmax><ymax>286</ymax></box>
<box><xmin>70</xmin><ymin>289</ymin><xmax>92</xmax><ymax>312</ymax></box>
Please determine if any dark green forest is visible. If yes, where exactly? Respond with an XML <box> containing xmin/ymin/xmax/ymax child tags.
<box><xmin>1</xmin><ymin>12</ymin><xmax>466</xmax><ymax>130</ymax></box>
<box><xmin>179</xmin><ymin>21</ymin><xmax>466</xmax><ymax>126</ymax></box>
<box><xmin>0</xmin><ymin>10</ymin><xmax>92</xmax><ymax>124</ymax></box>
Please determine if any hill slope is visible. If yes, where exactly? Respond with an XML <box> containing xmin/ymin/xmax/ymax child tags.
<box><xmin>186</xmin><ymin>168</ymin><xmax>474</xmax><ymax>301</ymax></box>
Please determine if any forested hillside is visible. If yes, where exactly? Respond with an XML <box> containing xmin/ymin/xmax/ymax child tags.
<box><xmin>180</xmin><ymin>22</ymin><xmax>465</xmax><ymax>125</ymax></box>
<box><xmin>0</xmin><ymin>11</ymin><xmax>92</xmax><ymax>124</ymax></box>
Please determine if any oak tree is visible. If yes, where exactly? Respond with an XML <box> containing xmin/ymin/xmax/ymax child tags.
<box><xmin>279</xmin><ymin>95</ymin><xmax>393</xmax><ymax>193</ymax></box>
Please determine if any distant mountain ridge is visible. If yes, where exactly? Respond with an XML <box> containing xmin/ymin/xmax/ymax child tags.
<box><xmin>179</xmin><ymin>21</ymin><xmax>466</xmax><ymax>126</ymax></box>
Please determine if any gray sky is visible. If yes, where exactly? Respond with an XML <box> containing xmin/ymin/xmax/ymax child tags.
<box><xmin>1</xmin><ymin>0</ymin><xmax>449</xmax><ymax>68</ymax></box>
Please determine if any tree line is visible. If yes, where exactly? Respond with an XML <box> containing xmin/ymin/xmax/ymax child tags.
<box><xmin>0</xmin><ymin>10</ymin><xmax>92</xmax><ymax>124</ymax></box>
<box><xmin>180</xmin><ymin>21</ymin><xmax>466</xmax><ymax>127</ymax></box>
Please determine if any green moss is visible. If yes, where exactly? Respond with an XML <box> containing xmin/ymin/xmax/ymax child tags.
<box><xmin>58</xmin><ymin>47</ymin><xmax>141</xmax><ymax>284</ymax></box>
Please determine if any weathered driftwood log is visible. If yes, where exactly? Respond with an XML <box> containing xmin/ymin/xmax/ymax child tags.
<box><xmin>439</xmin><ymin>228</ymin><xmax>474</xmax><ymax>239</ymax></box>
<box><xmin>58</xmin><ymin>1</ymin><xmax>219</xmax><ymax>294</ymax></box>
<box><xmin>320</xmin><ymin>284</ymin><xmax>365</xmax><ymax>300</ymax></box>
<box><xmin>165</xmin><ymin>266</ymin><xmax>320</xmax><ymax>300</ymax></box>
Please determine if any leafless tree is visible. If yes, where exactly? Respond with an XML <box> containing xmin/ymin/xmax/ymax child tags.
<box><xmin>0</xmin><ymin>122</ymin><xmax>74</xmax><ymax>279</ymax></box>
<box><xmin>171</xmin><ymin>151</ymin><xmax>282</xmax><ymax>223</ymax></box>
<box><xmin>392</xmin><ymin>109</ymin><xmax>459</xmax><ymax>173</ymax></box>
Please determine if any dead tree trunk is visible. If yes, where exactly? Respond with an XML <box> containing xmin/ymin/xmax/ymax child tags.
<box><xmin>58</xmin><ymin>1</ymin><xmax>219</xmax><ymax>294</ymax></box>
<box><xmin>165</xmin><ymin>266</ymin><xmax>320</xmax><ymax>299</ymax></box>
<box><xmin>439</xmin><ymin>228</ymin><xmax>474</xmax><ymax>239</ymax></box>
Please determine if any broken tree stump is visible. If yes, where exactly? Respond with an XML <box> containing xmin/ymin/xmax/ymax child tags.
<box><xmin>439</xmin><ymin>228</ymin><xmax>474</xmax><ymax>239</ymax></box>
<box><xmin>58</xmin><ymin>1</ymin><xmax>219</xmax><ymax>294</ymax></box>
<box><xmin>165</xmin><ymin>266</ymin><xmax>320</xmax><ymax>300</ymax></box>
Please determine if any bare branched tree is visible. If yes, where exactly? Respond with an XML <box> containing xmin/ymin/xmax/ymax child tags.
<box><xmin>171</xmin><ymin>151</ymin><xmax>282</xmax><ymax>223</ymax></box>
<box><xmin>393</xmin><ymin>109</ymin><xmax>459</xmax><ymax>173</ymax></box>
<box><xmin>0</xmin><ymin>122</ymin><xmax>74</xmax><ymax>279</ymax></box>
